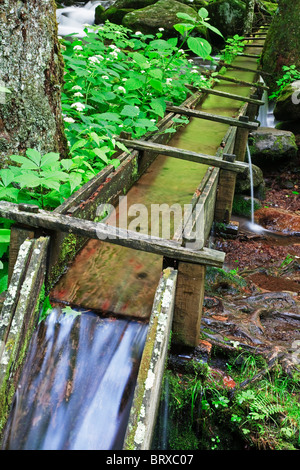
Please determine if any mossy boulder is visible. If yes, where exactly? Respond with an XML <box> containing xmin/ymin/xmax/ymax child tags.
<box><xmin>273</xmin><ymin>81</ymin><xmax>300</xmax><ymax>122</ymax></box>
<box><xmin>260</xmin><ymin>0</ymin><xmax>300</xmax><ymax>92</ymax></box>
<box><xmin>235</xmin><ymin>163</ymin><xmax>264</xmax><ymax>193</ymax></box>
<box><xmin>95</xmin><ymin>0</ymin><xmax>157</xmax><ymax>25</ymax></box>
<box><xmin>121</xmin><ymin>0</ymin><xmax>202</xmax><ymax>35</ymax></box>
<box><xmin>248</xmin><ymin>127</ymin><xmax>298</xmax><ymax>165</ymax></box>
<box><xmin>206</xmin><ymin>0</ymin><xmax>247</xmax><ymax>40</ymax></box>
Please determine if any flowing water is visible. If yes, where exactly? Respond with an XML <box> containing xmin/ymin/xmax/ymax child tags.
<box><xmin>2</xmin><ymin>23</ymin><xmax>265</xmax><ymax>450</ymax></box>
<box><xmin>56</xmin><ymin>1</ymin><xmax>114</xmax><ymax>37</ymax></box>
<box><xmin>2</xmin><ymin>308</ymin><xmax>147</xmax><ymax>450</ymax></box>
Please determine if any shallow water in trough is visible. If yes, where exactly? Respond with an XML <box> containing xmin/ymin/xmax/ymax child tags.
<box><xmin>2</xmin><ymin>44</ymin><xmax>263</xmax><ymax>449</ymax></box>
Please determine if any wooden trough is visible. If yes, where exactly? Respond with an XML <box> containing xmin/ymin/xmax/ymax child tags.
<box><xmin>0</xmin><ymin>61</ymin><xmax>262</xmax><ymax>445</ymax></box>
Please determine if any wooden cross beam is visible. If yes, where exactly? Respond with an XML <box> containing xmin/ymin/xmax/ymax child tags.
<box><xmin>0</xmin><ymin>201</ymin><xmax>225</xmax><ymax>268</ymax></box>
<box><xmin>237</xmin><ymin>53</ymin><xmax>261</xmax><ymax>59</ymax></box>
<box><xmin>198</xmin><ymin>87</ymin><xmax>264</xmax><ymax>106</ymax></box>
<box><xmin>200</xmin><ymin>70</ymin><xmax>269</xmax><ymax>90</ymax></box>
<box><xmin>115</xmin><ymin>137</ymin><xmax>250</xmax><ymax>173</ymax></box>
<box><xmin>219</xmin><ymin>61</ymin><xmax>272</xmax><ymax>76</ymax></box>
<box><xmin>165</xmin><ymin>105</ymin><xmax>259</xmax><ymax>130</ymax></box>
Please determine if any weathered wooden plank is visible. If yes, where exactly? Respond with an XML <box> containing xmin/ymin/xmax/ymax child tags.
<box><xmin>201</xmin><ymin>71</ymin><xmax>269</xmax><ymax>90</ymax></box>
<box><xmin>116</xmin><ymin>137</ymin><xmax>250</xmax><ymax>173</ymax></box>
<box><xmin>173</xmin><ymin>262</ymin><xmax>206</xmax><ymax>347</ymax></box>
<box><xmin>123</xmin><ymin>268</ymin><xmax>177</xmax><ymax>450</ymax></box>
<box><xmin>199</xmin><ymin>86</ymin><xmax>264</xmax><ymax>105</ymax></box>
<box><xmin>8</xmin><ymin>227</ymin><xmax>35</xmax><ymax>285</ymax></box>
<box><xmin>0</xmin><ymin>237</ymin><xmax>49</xmax><ymax>425</ymax></box>
<box><xmin>0</xmin><ymin>239</ymin><xmax>34</xmax><ymax>356</ymax></box>
<box><xmin>219</xmin><ymin>61</ymin><xmax>272</xmax><ymax>76</ymax></box>
<box><xmin>165</xmin><ymin>105</ymin><xmax>259</xmax><ymax>129</ymax></box>
<box><xmin>0</xmin><ymin>202</ymin><xmax>225</xmax><ymax>267</ymax></box>
<box><xmin>237</xmin><ymin>52</ymin><xmax>261</xmax><ymax>58</ymax></box>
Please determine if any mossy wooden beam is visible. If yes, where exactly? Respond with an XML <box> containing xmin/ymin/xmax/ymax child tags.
<box><xmin>198</xmin><ymin>87</ymin><xmax>264</xmax><ymax>105</ymax></box>
<box><xmin>116</xmin><ymin>137</ymin><xmax>249</xmax><ymax>173</ymax></box>
<box><xmin>219</xmin><ymin>61</ymin><xmax>272</xmax><ymax>77</ymax></box>
<box><xmin>201</xmin><ymin>71</ymin><xmax>268</xmax><ymax>90</ymax></box>
<box><xmin>237</xmin><ymin>53</ymin><xmax>261</xmax><ymax>58</ymax></box>
<box><xmin>0</xmin><ymin>237</ymin><xmax>49</xmax><ymax>434</ymax></box>
<box><xmin>123</xmin><ymin>268</ymin><xmax>177</xmax><ymax>450</ymax></box>
<box><xmin>165</xmin><ymin>105</ymin><xmax>259</xmax><ymax>130</ymax></box>
<box><xmin>0</xmin><ymin>202</ymin><xmax>225</xmax><ymax>268</ymax></box>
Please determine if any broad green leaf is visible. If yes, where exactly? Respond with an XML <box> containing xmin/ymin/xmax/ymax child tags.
<box><xmin>94</xmin><ymin>112</ymin><xmax>121</xmax><ymax>122</ymax></box>
<box><xmin>120</xmin><ymin>105</ymin><xmax>140</xmax><ymax>118</ymax></box>
<box><xmin>69</xmin><ymin>173</ymin><xmax>82</xmax><ymax>193</ymax></box>
<box><xmin>173</xmin><ymin>23</ymin><xmax>194</xmax><ymax>36</ymax></box>
<box><xmin>0</xmin><ymin>169</ymin><xmax>15</xmax><ymax>187</ymax></box>
<box><xmin>198</xmin><ymin>7</ymin><xmax>209</xmax><ymax>19</ymax></box>
<box><xmin>149</xmin><ymin>39</ymin><xmax>173</xmax><ymax>51</ymax></box>
<box><xmin>176</xmin><ymin>12</ymin><xmax>196</xmax><ymax>23</ymax></box>
<box><xmin>203</xmin><ymin>22</ymin><xmax>223</xmax><ymax>38</ymax></box>
<box><xmin>148</xmin><ymin>68</ymin><xmax>163</xmax><ymax>80</ymax></box>
<box><xmin>125</xmin><ymin>78</ymin><xmax>144</xmax><ymax>91</ymax></box>
<box><xmin>26</xmin><ymin>148</ymin><xmax>42</xmax><ymax>167</ymax></box>
<box><xmin>187</xmin><ymin>36</ymin><xmax>212</xmax><ymax>58</ymax></box>
<box><xmin>0</xmin><ymin>229</ymin><xmax>10</xmax><ymax>244</ymax></box>
<box><xmin>60</xmin><ymin>159</ymin><xmax>74</xmax><ymax>172</ymax></box>
<box><xmin>132</xmin><ymin>52</ymin><xmax>149</xmax><ymax>68</ymax></box>
<box><xmin>149</xmin><ymin>78</ymin><xmax>163</xmax><ymax>93</ymax></box>
<box><xmin>14</xmin><ymin>173</ymin><xmax>42</xmax><ymax>188</ymax></box>
<box><xmin>41</xmin><ymin>152</ymin><xmax>60</xmax><ymax>169</ymax></box>
<box><xmin>70</xmin><ymin>139</ymin><xmax>87</xmax><ymax>153</ymax></box>
<box><xmin>93</xmin><ymin>148</ymin><xmax>109</xmax><ymax>164</ymax></box>
<box><xmin>0</xmin><ymin>274</ymin><xmax>8</xmax><ymax>295</ymax></box>
<box><xmin>150</xmin><ymin>98</ymin><xmax>166</xmax><ymax>117</ymax></box>
<box><xmin>10</xmin><ymin>155</ymin><xmax>38</xmax><ymax>170</ymax></box>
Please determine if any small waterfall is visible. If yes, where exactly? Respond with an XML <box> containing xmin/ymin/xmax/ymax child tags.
<box><xmin>246</xmin><ymin>142</ymin><xmax>255</xmax><ymax>226</ymax></box>
<box><xmin>56</xmin><ymin>1</ymin><xmax>114</xmax><ymax>37</ymax></box>
<box><xmin>257</xmin><ymin>78</ymin><xmax>277</xmax><ymax>128</ymax></box>
<box><xmin>2</xmin><ymin>308</ymin><xmax>148</xmax><ymax>450</ymax></box>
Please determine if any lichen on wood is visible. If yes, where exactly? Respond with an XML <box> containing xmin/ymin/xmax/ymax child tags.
<box><xmin>0</xmin><ymin>0</ymin><xmax>68</xmax><ymax>165</ymax></box>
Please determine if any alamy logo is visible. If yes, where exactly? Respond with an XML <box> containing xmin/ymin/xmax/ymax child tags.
<box><xmin>95</xmin><ymin>196</ymin><xmax>205</xmax><ymax>250</ymax></box>
<box><xmin>291</xmin><ymin>80</ymin><xmax>300</xmax><ymax>105</ymax></box>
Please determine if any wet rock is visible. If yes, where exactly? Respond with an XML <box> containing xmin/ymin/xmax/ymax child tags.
<box><xmin>122</xmin><ymin>0</ymin><xmax>202</xmax><ymax>35</ymax></box>
<box><xmin>206</xmin><ymin>0</ymin><xmax>247</xmax><ymax>41</ymax></box>
<box><xmin>95</xmin><ymin>0</ymin><xmax>157</xmax><ymax>25</ymax></box>
<box><xmin>254</xmin><ymin>207</ymin><xmax>300</xmax><ymax>235</ymax></box>
<box><xmin>235</xmin><ymin>163</ymin><xmax>264</xmax><ymax>193</ymax></box>
<box><xmin>274</xmin><ymin>81</ymin><xmax>300</xmax><ymax>123</ymax></box>
<box><xmin>249</xmin><ymin>127</ymin><xmax>298</xmax><ymax>166</ymax></box>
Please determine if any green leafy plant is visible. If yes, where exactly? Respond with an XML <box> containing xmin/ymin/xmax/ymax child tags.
<box><xmin>0</xmin><ymin>149</ymin><xmax>83</xmax><ymax>209</ymax></box>
<box><xmin>220</xmin><ymin>34</ymin><xmax>245</xmax><ymax>64</ymax></box>
<box><xmin>269</xmin><ymin>65</ymin><xmax>300</xmax><ymax>100</ymax></box>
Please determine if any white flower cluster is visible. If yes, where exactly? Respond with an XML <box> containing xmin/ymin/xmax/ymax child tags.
<box><xmin>71</xmin><ymin>102</ymin><xmax>85</xmax><ymax>112</ymax></box>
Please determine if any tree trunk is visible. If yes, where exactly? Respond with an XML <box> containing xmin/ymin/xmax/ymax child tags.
<box><xmin>260</xmin><ymin>0</ymin><xmax>300</xmax><ymax>92</ymax></box>
<box><xmin>0</xmin><ymin>0</ymin><xmax>68</xmax><ymax>165</ymax></box>
<box><xmin>244</xmin><ymin>0</ymin><xmax>255</xmax><ymax>35</ymax></box>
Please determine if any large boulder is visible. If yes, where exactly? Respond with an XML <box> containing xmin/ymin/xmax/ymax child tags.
<box><xmin>206</xmin><ymin>0</ymin><xmax>247</xmax><ymax>40</ymax></box>
<box><xmin>273</xmin><ymin>81</ymin><xmax>300</xmax><ymax>122</ymax></box>
<box><xmin>121</xmin><ymin>0</ymin><xmax>202</xmax><ymax>35</ymax></box>
<box><xmin>95</xmin><ymin>0</ymin><xmax>157</xmax><ymax>25</ymax></box>
<box><xmin>235</xmin><ymin>163</ymin><xmax>264</xmax><ymax>194</ymax></box>
<box><xmin>248</xmin><ymin>127</ymin><xmax>298</xmax><ymax>166</ymax></box>
<box><xmin>260</xmin><ymin>0</ymin><xmax>300</xmax><ymax>93</ymax></box>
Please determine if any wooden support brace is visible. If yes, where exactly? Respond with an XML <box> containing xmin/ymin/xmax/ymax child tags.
<box><xmin>8</xmin><ymin>226</ymin><xmax>35</xmax><ymax>285</ymax></box>
<box><xmin>214</xmin><ymin>153</ymin><xmax>238</xmax><ymax>224</ymax></box>
<box><xmin>173</xmin><ymin>262</ymin><xmax>206</xmax><ymax>348</ymax></box>
<box><xmin>201</xmin><ymin>71</ymin><xmax>269</xmax><ymax>90</ymax></box>
<box><xmin>165</xmin><ymin>105</ymin><xmax>259</xmax><ymax>130</ymax></box>
<box><xmin>0</xmin><ymin>201</ymin><xmax>225</xmax><ymax>268</ymax></box>
<box><xmin>199</xmin><ymin>87</ymin><xmax>264</xmax><ymax>106</ymax></box>
<box><xmin>116</xmin><ymin>137</ymin><xmax>250</xmax><ymax>172</ymax></box>
<box><xmin>237</xmin><ymin>53</ymin><xmax>261</xmax><ymax>58</ymax></box>
<box><xmin>219</xmin><ymin>61</ymin><xmax>272</xmax><ymax>77</ymax></box>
